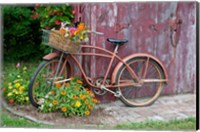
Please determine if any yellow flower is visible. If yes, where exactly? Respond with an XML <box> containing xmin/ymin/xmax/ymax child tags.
<box><xmin>15</xmin><ymin>83</ymin><xmax>20</xmax><ymax>88</ymax></box>
<box><xmin>79</xmin><ymin>35</ymin><xmax>84</xmax><ymax>40</ymax></box>
<box><xmin>19</xmin><ymin>91</ymin><xmax>23</xmax><ymax>94</ymax></box>
<box><xmin>8</xmin><ymin>86</ymin><xmax>12</xmax><ymax>89</ymax></box>
<box><xmin>75</xmin><ymin>101</ymin><xmax>81</xmax><ymax>108</ymax></box>
<box><xmin>85</xmin><ymin>110</ymin><xmax>90</xmax><ymax>116</ymax></box>
<box><xmin>17</xmin><ymin>75</ymin><xmax>21</xmax><ymax>78</ymax></box>
<box><xmin>15</xmin><ymin>91</ymin><xmax>19</xmax><ymax>94</ymax></box>
<box><xmin>53</xmin><ymin>100</ymin><xmax>58</xmax><ymax>105</ymax></box>
<box><xmin>7</xmin><ymin>93</ymin><xmax>13</xmax><ymax>97</ymax></box>
<box><xmin>8</xmin><ymin>83</ymin><xmax>12</xmax><ymax>86</ymax></box>
<box><xmin>23</xmin><ymin>66</ymin><xmax>27</xmax><ymax>71</ymax></box>
<box><xmin>25</xmin><ymin>97</ymin><xmax>29</xmax><ymax>101</ymax></box>
<box><xmin>61</xmin><ymin>107</ymin><xmax>67</xmax><ymax>112</ymax></box>
<box><xmin>19</xmin><ymin>86</ymin><xmax>25</xmax><ymax>91</ymax></box>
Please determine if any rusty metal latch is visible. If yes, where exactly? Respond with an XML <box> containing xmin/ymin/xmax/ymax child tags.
<box><xmin>169</xmin><ymin>17</ymin><xmax>182</xmax><ymax>47</ymax></box>
<box><xmin>115</xmin><ymin>22</ymin><xmax>130</xmax><ymax>33</ymax></box>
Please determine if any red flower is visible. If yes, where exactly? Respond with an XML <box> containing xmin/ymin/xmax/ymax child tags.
<box><xmin>8</xmin><ymin>99</ymin><xmax>14</xmax><ymax>104</ymax></box>
<box><xmin>1</xmin><ymin>88</ymin><xmax>5</xmax><ymax>92</ymax></box>
<box><xmin>35</xmin><ymin>4</ymin><xmax>40</xmax><ymax>8</ymax></box>
<box><xmin>45</xmin><ymin>26</ymin><xmax>49</xmax><ymax>30</ymax></box>
<box><xmin>32</xmin><ymin>10</ymin><xmax>35</xmax><ymax>13</ymax></box>
<box><xmin>55</xmin><ymin>20</ymin><xmax>61</xmax><ymax>25</ymax></box>
<box><xmin>72</xmin><ymin>10</ymin><xmax>76</xmax><ymax>15</ymax></box>
<box><xmin>53</xmin><ymin>10</ymin><xmax>57</xmax><ymax>14</ymax></box>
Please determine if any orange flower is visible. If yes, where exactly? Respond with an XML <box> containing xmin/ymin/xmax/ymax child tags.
<box><xmin>50</xmin><ymin>91</ymin><xmax>55</xmax><ymax>95</ymax></box>
<box><xmin>85</xmin><ymin>110</ymin><xmax>90</xmax><ymax>116</ymax></box>
<box><xmin>60</xmin><ymin>28</ymin><xmax>66</xmax><ymax>35</ymax></box>
<box><xmin>88</xmin><ymin>105</ymin><xmax>92</xmax><ymax>110</ymax></box>
<box><xmin>87</xmin><ymin>90</ymin><xmax>92</xmax><ymax>95</ymax></box>
<box><xmin>80</xmin><ymin>94</ymin><xmax>86</xmax><ymax>100</ymax></box>
<box><xmin>84</xmin><ymin>100</ymin><xmax>89</xmax><ymax>105</ymax></box>
<box><xmin>53</xmin><ymin>100</ymin><xmax>58</xmax><ymax>105</ymax></box>
<box><xmin>76</xmin><ymin>80</ymin><xmax>83</xmax><ymax>84</ymax></box>
<box><xmin>78</xmin><ymin>23</ymin><xmax>85</xmax><ymax>31</ymax></box>
<box><xmin>85</xmin><ymin>88</ymin><xmax>90</xmax><ymax>91</ymax></box>
<box><xmin>73</xmin><ymin>95</ymin><xmax>79</xmax><ymax>100</ymax></box>
<box><xmin>55</xmin><ymin>83</ymin><xmax>61</xmax><ymax>89</ymax></box>
<box><xmin>92</xmin><ymin>99</ymin><xmax>98</xmax><ymax>103</ymax></box>
<box><xmin>61</xmin><ymin>107</ymin><xmax>67</xmax><ymax>112</ymax></box>
<box><xmin>61</xmin><ymin>91</ymin><xmax>66</xmax><ymax>96</ymax></box>
<box><xmin>73</xmin><ymin>87</ymin><xmax>77</xmax><ymax>90</ymax></box>
<box><xmin>65</xmin><ymin>83</ymin><xmax>70</xmax><ymax>87</ymax></box>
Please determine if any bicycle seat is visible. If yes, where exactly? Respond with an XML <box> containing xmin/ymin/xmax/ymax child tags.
<box><xmin>107</xmin><ymin>38</ymin><xmax>128</xmax><ymax>45</ymax></box>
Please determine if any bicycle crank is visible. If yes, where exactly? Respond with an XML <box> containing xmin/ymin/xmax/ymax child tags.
<box><xmin>92</xmin><ymin>78</ymin><xmax>110</xmax><ymax>95</ymax></box>
<box><xmin>100</xmin><ymin>85</ymin><xmax>121</xmax><ymax>97</ymax></box>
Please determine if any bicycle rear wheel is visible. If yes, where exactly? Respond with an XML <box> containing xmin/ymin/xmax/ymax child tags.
<box><xmin>28</xmin><ymin>58</ymin><xmax>70</xmax><ymax>108</ymax></box>
<box><xmin>116</xmin><ymin>57</ymin><xmax>165</xmax><ymax>107</ymax></box>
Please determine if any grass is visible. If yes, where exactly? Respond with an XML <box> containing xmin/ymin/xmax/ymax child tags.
<box><xmin>0</xmin><ymin>108</ymin><xmax>196</xmax><ymax>130</ymax></box>
<box><xmin>0</xmin><ymin>109</ymin><xmax>51</xmax><ymax>128</ymax></box>
<box><xmin>115</xmin><ymin>117</ymin><xmax>196</xmax><ymax>130</ymax></box>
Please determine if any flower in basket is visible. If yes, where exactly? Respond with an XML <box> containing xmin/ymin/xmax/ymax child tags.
<box><xmin>59</xmin><ymin>22</ymin><xmax>90</xmax><ymax>43</ymax></box>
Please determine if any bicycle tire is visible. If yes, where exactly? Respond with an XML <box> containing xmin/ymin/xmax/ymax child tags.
<box><xmin>116</xmin><ymin>57</ymin><xmax>165</xmax><ymax>107</ymax></box>
<box><xmin>28</xmin><ymin>58</ymin><xmax>70</xmax><ymax>108</ymax></box>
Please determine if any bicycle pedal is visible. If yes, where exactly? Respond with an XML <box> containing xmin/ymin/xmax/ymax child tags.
<box><xmin>114</xmin><ymin>91</ymin><xmax>121</xmax><ymax>97</ymax></box>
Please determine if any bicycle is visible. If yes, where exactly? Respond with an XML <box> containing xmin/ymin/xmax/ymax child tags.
<box><xmin>28</xmin><ymin>25</ymin><xmax>168</xmax><ymax>108</ymax></box>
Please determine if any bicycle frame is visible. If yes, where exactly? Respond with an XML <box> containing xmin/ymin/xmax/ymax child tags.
<box><xmin>52</xmin><ymin>44</ymin><xmax>143</xmax><ymax>90</ymax></box>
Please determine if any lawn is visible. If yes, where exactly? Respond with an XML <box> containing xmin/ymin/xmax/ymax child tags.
<box><xmin>0</xmin><ymin>108</ymin><xmax>50</xmax><ymax>128</ymax></box>
<box><xmin>115</xmin><ymin>117</ymin><xmax>196</xmax><ymax>130</ymax></box>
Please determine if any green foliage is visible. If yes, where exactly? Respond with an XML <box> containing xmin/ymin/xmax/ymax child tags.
<box><xmin>2</xmin><ymin>65</ymin><xmax>31</xmax><ymax>104</ymax></box>
<box><xmin>32</xmin><ymin>4</ymin><xmax>74</xmax><ymax>29</ymax></box>
<box><xmin>3</xmin><ymin>5</ymin><xmax>43</xmax><ymax>62</ymax></box>
<box><xmin>38</xmin><ymin>77</ymin><xmax>99</xmax><ymax>116</ymax></box>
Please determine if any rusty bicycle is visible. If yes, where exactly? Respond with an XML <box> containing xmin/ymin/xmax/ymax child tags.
<box><xmin>28</xmin><ymin>24</ymin><xmax>168</xmax><ymax>108</ymax></box>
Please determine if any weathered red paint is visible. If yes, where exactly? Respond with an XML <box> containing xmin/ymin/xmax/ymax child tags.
<box><xmin>72</xmin><ymin>2</ymin><xmax>196</xmax><ymax>102</ymax></box>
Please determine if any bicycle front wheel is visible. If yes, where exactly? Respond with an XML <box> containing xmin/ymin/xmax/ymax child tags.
<box><xmin>116</xmin><ymin>57</ymin><xmax>165</xmax><ymax>107</ymax></box>
<box><xmin>28</xmin><ymin>58</ymin><xmax>70</xmax><ymax>108</ymax></box>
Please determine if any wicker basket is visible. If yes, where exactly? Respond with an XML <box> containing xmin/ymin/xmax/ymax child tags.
<box><xmin>42</xmin><ymin>29</ymin><xmax>81</xmax><ymax>53</ymax></box>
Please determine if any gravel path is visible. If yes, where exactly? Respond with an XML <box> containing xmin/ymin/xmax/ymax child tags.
<box><xmin>97</xmin><ymin>93</ymin><xmax>196</xmax><ymax>125</ymax></box>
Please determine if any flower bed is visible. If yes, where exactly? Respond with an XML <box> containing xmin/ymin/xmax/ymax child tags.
<box><xmin>38</xmin><ymin>77</ymin><xmax>99</xmax><ymax>116</ymax></box>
